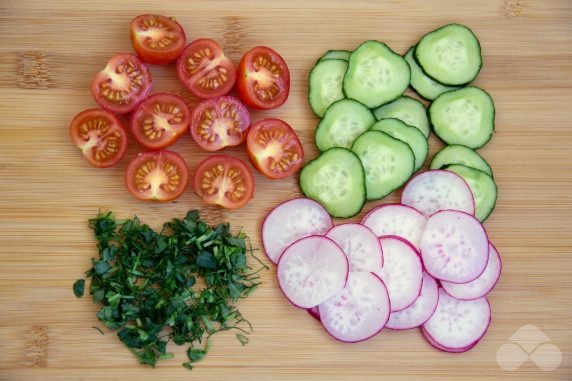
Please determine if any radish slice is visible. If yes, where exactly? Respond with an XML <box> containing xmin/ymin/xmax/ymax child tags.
<box><xmin>361</xmin><ymin>203</ymin><xmax>426</xmax><ymax>249</ymax></box>
<box><xmin>422</xmin><ymin>289</ymin><xmax>490</xmax><ymax>351</ymax></box>
<box><xmin>401</xmin><ymin>170</ymin><xmax>475</xmax><ymax>218</ymax></box>
<box><xmin>441</xmin><ymin>242</ymin><xmax>502</xmax><ymax>300</ymax></box>
<box><xmin>386</xmin><ymin>272</ymin><xmax>439</xmax><ymax>330</ymax></box>
<box><xmin>376</xmin><ymin>236</ymin><xmax>423</xmax><ymax>312</ymax></box>
<box><xmin>325</xmin><ymin>223</ymin><xmax>383</xmax><ymax>272</ymax></box>
<box><xmin>421</xmin><ymin>327</ymin><xmax>477</xmax><ymax>353</ymax></box>
<box><xmin>262</xmin><ymin>198</ymin><xmax>333</xmax><ymax>264</ymax></box>
<box><xmin>421</xmin><ymin>210</ymin><xmax>489</xmax><ymax>283</ymax></box>
<box><xmin>277</xmin><ymin>236</ymin><xmax>348</xmax><ymax>309</ymax></box>
<box><xmin>307</xmin><ymin>306</ymin><xmax>321</xmax><ymax>321</ymax></box>
<box><xmin>319</xmin><ymin>272</ymin><xmax>390</xmax><ymax>343</ymax></box>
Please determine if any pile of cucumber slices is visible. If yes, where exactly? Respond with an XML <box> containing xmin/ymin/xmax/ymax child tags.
<box><xmin>302</xmin><ymin>23</ymin><xmax>498</xmax><ymax>220</ymax></box>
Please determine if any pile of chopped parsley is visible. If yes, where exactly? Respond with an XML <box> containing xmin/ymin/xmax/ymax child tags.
<box><xmin>73</xmin><ymin>210</ymin><xmax>266</xmax><ymax>369</ymax></box>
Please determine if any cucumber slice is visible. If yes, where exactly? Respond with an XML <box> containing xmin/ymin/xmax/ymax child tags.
<box><xmin>446</xmin><ymin>164</ymin><xmax>497</xmax><ymax>221</ymax></box>
<box><xmin>415</xmin><ymin>23</ymin><xmax>482</xmax><ymax>86</ymax></box>
<box><xmin>429</xmin><ymin>87</ymin><xmax>495</xmax><ymax>149</ymax></box>
<box><xmin>371</xmin><ymin>118</ymin><xmax>428</xmax><ymax>172</ymax></box>
<box><xmin>351</xmin><ymin>131</ymin><xmax>415</xmax><ymax>200</ymax></box>
<box><xmin>299</xmin><ymin>148</ymin><xmax>366</xmax><ymax>218</ymax></box>
<box><xmin>315</xmin><ymin>99</ymin><xmax>375</xmax><ymax>151</ymax></box>
<box><xmin>308</xmin><ymin>59</ymin><xmax>348</xmax><ymax>117</ymax></box>
<box><xmin>430</xmin><ymin>145</ymin><xmax>493</xmax><ymax>176</ymax></box>
<box><xmin>318</xmin><ymin>50</ymin><xmax>351</xmax><ymax>62</ymax></box>
<box><xmin>343</xmin><ymin>41</ymin><xmax>410</xmax><ymax>109</ymax></box>
<box><xmin>373</xmin><ymin>96</ymin><xmax>430</xmax><ymax>138</ymax></box>
<box><xmin>404</xmin><ymin>46</ymin><xmax>459</xmax><ymax>101</ymax></box>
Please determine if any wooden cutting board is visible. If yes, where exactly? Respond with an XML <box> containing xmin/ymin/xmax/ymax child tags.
<box><xmin>1</xmin><ymin>0</ymin><xmax>571</xmax><ymax>380</ymax></box>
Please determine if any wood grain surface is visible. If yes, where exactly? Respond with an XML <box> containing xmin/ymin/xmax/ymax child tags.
<box><xmin>1</xmin><ymin>0</ymin><xmax>571</xmax><ymax>380</ymax></box>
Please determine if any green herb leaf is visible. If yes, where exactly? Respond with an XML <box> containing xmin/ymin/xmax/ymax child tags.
<box><xmin>73</xmin><ymin>279</ymin><xmax>85</xmax><ymax>298</ymax></box>
<box><xmin>236</xmin><ymin>333</ymin><xmax>249</xmax><ymax>346</ymax></box>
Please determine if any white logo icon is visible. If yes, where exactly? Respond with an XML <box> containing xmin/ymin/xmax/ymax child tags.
<box><xmin>496</xmin><ymin>324</ymin><xmax>562</xmax><ymax>371</ymax></box>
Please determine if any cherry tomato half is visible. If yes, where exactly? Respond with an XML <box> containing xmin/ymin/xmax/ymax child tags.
<box><xmin>130</xmin><ymin>14</ymin><xmax>186</xmax><ymax>65</ymax></box>
<box><xmin>176</xmin><ymin>38</ymin><xmax>236</xmax><ymax>99</ymax></box>
<box><xmin>130</xmin><ymin>93</ymin><xmax>190</xmax><ymax>150</ymax></box>
<box><xmin>246</xmin><ymin>118</ymin><xmax>304</xmax><ymax>179</ymax></box>
<box><xmin>70</xmin><ymin>108</ymin><xmax>128</xmax><ymax>168</ymax></box>
<box><xmin>193</xmin><ymin>155</ymin><xmax>254</xmax><ymax>209</ymax></box>
<box><xmin>190</xmin><ymin>96</ymin><xmax>251</xmax><ymax>152</ymax></box>
<box><xmin>91</xmin><ymin>53</ymin><xmax>152</xmax><ymax>114</ymax></box>
<box><xmin>125</xmin><ymin>150</ymin><xmax>189</xmax><ymax>202</ymax></box>
<box><xmin>236</xmin><ymin>46</ymin><xmax>290</xmax><ymax>110</ymax></box>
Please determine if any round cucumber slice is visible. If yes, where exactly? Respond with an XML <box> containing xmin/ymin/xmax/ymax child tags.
<box><xmin>299</xmin><ymin>148</ymin><xmax>366</xmax><ymax>218</ymax></box>
<box><xmin>373</xmin><ymin>96</ymin><xmax>430</xmax><ymax>138</ymax></box>
<box><xmin>351</xmin><ymin>131</ymin><xmax>415</xmax><ymax>200</ymax></box>
<box><xmin>315</xmin><ymin>99</ymin><xmax>375</xmax><ymax>151</ymax></box>
<box><xmin>371</xmin><ymin>118</ymin><xmax>429</xmax><ymax>171</ymax></box>
<box><xmin>415</xmin><ymin>23</ymin><xmax>482</xmax><ymax>86</ymax></box>
<box><xmin>430</xmin><ymin>145</ymin><xmax>493</xmax><ymax>176</ymax></box>
<box><xmin>318</xmin><ymin>50</ymin><xmax>351</xmax><ymax>62</ymax></box>
<box><xmin>308</xmin><ymin>59</ymin><xmax>348</xmax><ymax>117</ymax></box>
<box><xmin>429</xmin><ymin>87</ymin><xmax>495</xmax><ymax>149</ymax></box>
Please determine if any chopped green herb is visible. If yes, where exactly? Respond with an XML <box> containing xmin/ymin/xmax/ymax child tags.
<box><xmin>75</xmin><ymin>210</ymin><xmax>265</xmax><ymax>369</ymax></box>
<box><xmin>73</xmin><ymin>279</ymin><xmax>85</xmax><ymax>298</ymax></box>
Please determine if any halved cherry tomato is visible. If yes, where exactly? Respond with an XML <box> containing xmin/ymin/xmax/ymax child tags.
<box><xmin>125</xmin><ymin>150</ymin><xmax>189</xmax><ymax>202</ymax></box>
<box><xmin>130</xmin><ymin>93</ymin><xmax>190</xmax><ymax>150</ymax></box>
<box><xmin>193</xmin><ymin>155</ymin><xmax>254</xmax><ymax>209</ymax></box>
<box><xmin>91</xmin><ymin>53</ymin><xmax>152</xmax><ymax>114</ymax></box>
<box><xmin>130</xmin><ymin>14</ymin><xmax>186</xmax><ymax>65</ymax></box>
<box><xmin>176</xmin><ymin>38</ymin><xmax>236</xmax><ymax>99</ymax></box>
<box><xmin>70</xmin><ymin>108</ymin><xmax>128</xmax><ymax>168</ymax></box>
<box><xmin>246</xmin><ymin>118</ymin><xmax>304</xmax><ymax>179</ymax></box>
<box><xmin>190</xmin><ymin>96</ymin><xmax>251</xmax><ymax>152</ymax></box>
<box><xmin>236</xmin><ymin>46</ymin><xmax>290</xmax><ymax>110</ymax></box>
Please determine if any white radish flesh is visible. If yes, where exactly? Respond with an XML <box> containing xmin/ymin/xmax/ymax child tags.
<box><xmin>277</xmin><ymin>236</ymin><xmax>348</xmax><ymax>309</ymax></box>
<box><xmin>326</xmin><ymin>223</ymin><xmax>383</xmax><ymax>272</ymax></box>
<box><xmin>441</xmin><ymin>242</ymin><xmax>502</xmax><ymax>300</ymax></box>
<box><xmin>421</xmin><ymin>210</ymin><xmax>489</xmax><ymax>283</ymax></box>
<box><xmin>401</xmin><ymin>170</ymin><xmax>475</xmax><ymax>218</ymax></box>
<box><xmin>386</xmin><ymin>272</ymin><xmax>439</xmax><ymax>330</ymax></box>
<box><xmin>376</xmin><ymin>236</ymin><xmax>423</xmax><ymax>312</ymax></box>
<box><xmin>319</xmin><ymin>272</ymin><xmax>390</xmax><ymax>343</ymax></box>
<box><xmin>361</xmin><ymin>203</ymin><xmax>426</xmax><ymax>249</ymax></box>
<box><xmin>262</xmin><ymin>198</ymin><xmax>333</xmax><ymax>264</ymax></box>
<box><xmin>422</xmin><ymin>289</ymin><xmax>491</xmax><ymax>350</ymax></box>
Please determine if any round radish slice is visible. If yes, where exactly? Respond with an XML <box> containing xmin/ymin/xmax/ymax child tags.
<box><xmin>307</xmin><ymin>306</ymin><xmax>320</xmax><ymax>321</ymax></box>
<box><xmin>401</xmin><ymin>170</ymin><xmax>475</xmax><ymax>218</ymax></box>
<box><xmin>421</xmin><ymin>327</ymin><xmax>478</xmax><ymax>353</ymax></box>
<box><xmin>325</xmin><ymin>223</ymin><xmax>383</xmax><ymax>273</ymax></box>
<box><xmin>319</xmin><ymin>272</ymin><xmax>390</xmax><ymax>343</ymax></box>
<box><xmin>361</xmin><ymin>204</ymin><xmax>426</xmax><ymax>249</ymax></box>
<box><xmin>376</xmin><ymin>236</ymin><xmax>423</xmax><ymax>312</ymax></box>
<box><xmin>422</xmin><ymin>289</ymin><xmax>491</xmax><ymax>350</ymax></box>
<box><xmin>441</xmin><ymin>242</ymin><xmax>502</xmax><ymax>300</ymax></box>
<box><xmin>386</xmin><ymin>272</ymin><xmax>439</xmax><ymax>330</ymax></box>
<box><xmin>421</xmin><ymin>210</ymin><xmax>489</xmax><ymax>283</ymax></box>
<box><xmin>277</xmin><ymin>236</ymin><xmax>348</xmax><ymax>309</ymax></box>
<box><xmin>263</xmin><ymin>198</ymin><xmax>333</xmax><ymax>264</ymax></box>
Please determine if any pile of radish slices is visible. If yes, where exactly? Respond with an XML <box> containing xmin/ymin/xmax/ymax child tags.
<box><xmin>262</xmin><ymin>169</ymin><xmax>501</xmax><ymax>352</ymax></box>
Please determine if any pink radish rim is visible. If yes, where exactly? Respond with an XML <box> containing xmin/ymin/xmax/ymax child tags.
<box><xmin>319</xmin><ymin>272</ymin><xmax>391</xmax><ymax>343</ymax></box>
<box><xmin>326</xmin><ymin>222</ymin><xmax>384</xmax><ymax>269</ymax></box>
<box><xmin>423</xmin><ymin>209</ymin><xmax>490</xmax><ymax>283</ymax></box>
<box><xmin>276</xmin><ymin>235</ymin><xmax>349</xmax><ymax>310</ymax></box>
<box><xmin>379</xmin><ymin>235</ymin><xmax>423</xmax><ymax>311</ymax></box>
<box><xmin>361</xmin><ymin>202</ymin><xmax>425</xmax><ymax>226</ymax></box>
<box><xmin>421</xmin><ymin>327</ymin><xmax>479</xmax><ymax>353</ymax></box>
<box><xmin>401</xmin><ymin>169</ymin><xmax>476</xmax><ymax>216</ymax></box>
<box><xmin>262</xmin><ymin>197</ymin><xmax>333</xmax><ymax>264</ymax></box>
<box><xmin>422</xmin><ymin>293</ymin><xmax>491</xmax><ymax>350</ymax></box>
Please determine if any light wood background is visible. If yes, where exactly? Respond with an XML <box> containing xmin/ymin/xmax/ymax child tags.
<box><xmin>1</xmin><ymin>0</ymin><xmax>571</xmax><ymax>380</ymax></box>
